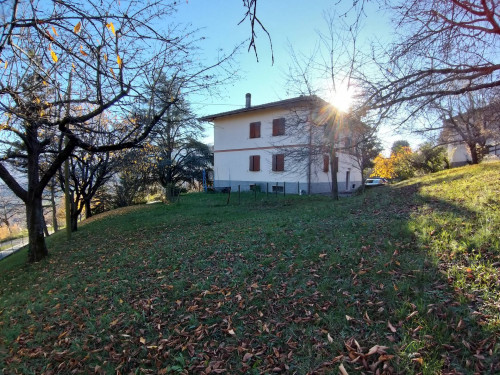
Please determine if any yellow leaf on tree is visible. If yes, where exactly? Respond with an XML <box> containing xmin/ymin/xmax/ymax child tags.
<box><xmin>74</xmin><ymin>21</ymin><xmax>81</xmax><ymax>33</ymax></box>
<box><xmin>109</xmin><ymin>67</ymin><xmax>116</xmax><ymax>78</ymax></box>
<box><xmin>117</xmin><ymin>54</ymin><xmax>122</xmax><ymax>67</ymax></box>
<box><xmin>103</xmin><ymin>53</ymin><xmax>107</xmax><ymax>62</ymax></box>
<box><xmin>51</xmin><ymin>26</ymin><xmax>58</xmax><ymax>36</ymax></box>
<box><xmin>50</xmin><ymin>50</ymin><xmax>58</xmax><ymax>63</ymax></box>
<box><xmin>106</xmin><ymin>22</ymin><xmax>116</xmax><ymax>35</ymax></box>
<box><xmin>80</xmin><ymin>46</ymin><xmax>88</xmax><ymax>56</ymax></box>
<box><xmin>4</xmin><ymin>61</ymin><xmax>7</xmax><ymax>69</ymax></box>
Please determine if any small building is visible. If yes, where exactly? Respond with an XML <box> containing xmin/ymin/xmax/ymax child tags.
<box><xmin>199</xmin><ymin>94</ymin><xmax>362</xmax><ymax>194</ymax></box>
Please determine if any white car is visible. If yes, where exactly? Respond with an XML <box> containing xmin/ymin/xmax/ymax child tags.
<box><xmin>365</xmin><ymin>178</ymin><xmax>388</xmax><ymax>187</ymax></box>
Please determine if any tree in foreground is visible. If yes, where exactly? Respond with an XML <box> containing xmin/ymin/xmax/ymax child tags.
<box><xmin>0</xmin><ymin>1</ymin><xmax>237</xmax><ymax>262</ymax></box>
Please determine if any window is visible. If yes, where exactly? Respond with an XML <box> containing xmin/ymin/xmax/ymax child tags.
<box><xmin>272</xmin><ymin>118</ymin><xmax>285</xmax><ymax>136</ymax></box>
<box><xmin>272</xmin><ymin>154</ymin><xmax>285</xmax><ymax>172</ymax></box>
<box><xmin>323</xmin><ymin>154</ymin><xmax>338</xmax><ymax>172</ymax></box>
<box><xmin>249</xmin><ymin>155</ymin><xmax>260</xmax><ymax>171</ymax></box>
<box><xmin>249</xmin><ymin>122</ymin><xmax>261</xmax><ymax>138</ymax></box>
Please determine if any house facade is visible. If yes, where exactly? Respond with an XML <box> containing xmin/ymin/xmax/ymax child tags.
<box><xmin>200</xmin><ymin>94</ymin><xmax>362</xmax><ymax>194</ymax></box>
<box><xmin>440</xmin><ymin>103</ymin><xmax>500</xmax><ymax>166</ymax></box>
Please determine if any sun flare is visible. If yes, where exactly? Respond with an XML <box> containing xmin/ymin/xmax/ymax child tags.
<box><xmin>327</xmin><ymin>81</ymin><xmax>354</xmax><ymax>113</ymax></box>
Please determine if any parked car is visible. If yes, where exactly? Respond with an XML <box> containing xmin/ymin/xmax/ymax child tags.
<box><xmin>365</xmin><ymin>178</ymin><xmax>388</xmax><ymax>187</ymax></box>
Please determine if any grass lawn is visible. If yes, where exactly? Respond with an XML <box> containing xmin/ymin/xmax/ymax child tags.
<box><xmin>0</xmin><ymin>162</ymin><xmax>499</xmax><ymax>374</ymax></box>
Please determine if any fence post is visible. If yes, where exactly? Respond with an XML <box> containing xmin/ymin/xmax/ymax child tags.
<box><xmin>238</xmin><ymin>185</ymin><xmax>241</xmax><ymax>205</ymax></box>
<box><xmin>275</xmin><ymin>182</ymin><xmax>278</xmax><ymax>197</ymax></box>
<box><xmin>298</xmin><ymin>182</ymin><xmax>300</xmax><ymax>195</ymax></box>
<box><xmin>254</xmin><ymin>185</ymin><xmax>257</xmax><ymax>201</ymax></box>
<box><xmin>226</xmin><ymin>188</ymin><xmax>231</xmax><ymax>205</ymax></box>
<box><xmin>267</xmin><ymin>182</ymin><xmax>269</xmax><ymax>198</ymax></box>
<box><xmin>283</xmin><ymin>182</ymin><xmax>286</xmax><ymax>197</ymax></box>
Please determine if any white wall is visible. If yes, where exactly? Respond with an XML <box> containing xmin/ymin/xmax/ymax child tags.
<box><xmin>212</xmin><ymin>106</ymin><xmax>362</xmax><ymax>192</ymax></box>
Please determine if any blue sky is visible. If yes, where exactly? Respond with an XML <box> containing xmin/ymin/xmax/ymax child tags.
<box><xmin>173</xmin><ymin>1</ymin><xmax>417</xmax><ymax>151</ymax></box>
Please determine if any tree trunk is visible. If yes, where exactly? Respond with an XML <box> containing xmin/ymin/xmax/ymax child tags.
<box><xmin>84</xmin><ymin>199</ymin><xmax>92</xmax><ymax>219</ymax></box>
<box><xmin>330</xmin><ymin>150</ymin><xmax>339</xmax><ymax>200</ymax></box>
<box><xmin>26</xmin><ymin>195</ymin><xmax>48</xmax><ymax>262</ymax></box>
<box><xmin>26</xmin><ymin>130</ymin><xmax>49</xmax><ymax>262</ymax></box>
<box><xmin>42</xmin><ymin>216</ymin><xmax>49</xmax><ymax>237</ymax></box>
<box><xmin>70</xmin><ymin>202</ymin><xmax>78</xmax><ymax>232</ymax></box>
<box><xmin>468</xmin><ymin>143</ymin><xmax>479</xmax><ymax>164</ymax></box>
<box><xmin>50</xmin><ymin>180</ymin><xmax>59</xmax><ymax>232</ymax></box>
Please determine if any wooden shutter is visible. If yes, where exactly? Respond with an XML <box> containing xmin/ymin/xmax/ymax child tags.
<box><xmin>250</xmin><ymin>155</ymin><xmax>260</xmax><ymax>171</ymax></box>
<box><xmin>250</xmin><ymin>122</ymin><xmax>261</xmax><ymax>138</ymax></box>
<box><xmin>272</xmin><ymin>118</ymin><xmax>285</xmax><ymax>136</ymax></box>
<box><xmin>273</xmin><ymin>154</ymin><xmax>284</xmax><ymax>171</ymax></box>
<box><xmin>323</xmin><ymin>155</ymin><xmax>329</xmax><ymax>172</ymax></box>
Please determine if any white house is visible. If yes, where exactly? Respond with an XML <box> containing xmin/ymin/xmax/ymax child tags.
<box><xmin>200</xmin><ymin>94</ymin><xmax>362</xmax><ymax>194</ymax></box>
<box><xmin>440</xmin><ymin>104</ymin><xmax>500</xmax><ymax>166</ymax></box>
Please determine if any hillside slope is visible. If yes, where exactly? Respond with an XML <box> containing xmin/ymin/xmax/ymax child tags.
<box><xmin>0</xmin><ymin>162</ymin><xmax>499</xmax><ymax>374</ymax></box>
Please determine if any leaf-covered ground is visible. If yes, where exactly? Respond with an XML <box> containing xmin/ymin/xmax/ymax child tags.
<box><xmin>1</xmin><ymin>162</ymin><xmax>499</xmax><ymax>374</ymax></box>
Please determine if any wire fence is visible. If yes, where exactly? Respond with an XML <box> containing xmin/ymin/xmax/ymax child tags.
<box><xmin>205</xmin><ymin>182</ymin><xmax>313</xmax><ymax>206</ymax></box>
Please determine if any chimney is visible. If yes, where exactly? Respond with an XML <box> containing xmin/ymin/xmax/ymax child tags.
<box><xmin>245</xmin><ymin>93</ymin><xmax>251</xmax><ymax>108</ymax></box>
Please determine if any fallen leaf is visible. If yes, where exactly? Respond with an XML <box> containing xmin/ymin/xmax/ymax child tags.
<box><xmin>387</xmin><ymin>321</ymin><xmax>397</xmax><ymax>333</ymax></box>
<box><xmin>379</xmin><ymin>354</ymin><xmax>394</xmax><ymax>361</ymax></box>
<box><xmin>327</xmin><ymin>332</ymin><xmax>333</xmax><ymax>343</ymax></box>
<box><xmin>412</xmin><ymin>357</ymin><xmax>423</xmax><ymax>365</ymax></box>
<box><xmin>367</xmin><ymin>345</ymin><xmax>388</xmax><ymax>356</ymax></box>
<box><xmin>339</xmin><ymin>363</ymin><xmax>349</xmax><ymax>375</ymax></box>
<box><xmin>228</xmin><ymin>329</ymin><xmax>235</xmax><ymax>335</ymax></box>
<box><xmin>242</xmin><ymin>352</ymin><xmax>253</xmax><ymax>362</ymax></box>
<box><xmin>139</xmin><ymin>337</ymin><xmax>146</xmax><ymax>344</ymax></box>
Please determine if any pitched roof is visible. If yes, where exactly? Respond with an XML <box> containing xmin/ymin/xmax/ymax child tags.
<box><xmin>198</xmin><ymin>95</ymin><xmax>329</xmax><ymax>121</ymax></box>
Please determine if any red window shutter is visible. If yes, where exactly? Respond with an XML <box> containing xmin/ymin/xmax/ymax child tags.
<box><xmin>250</xmin><ymin>122</ymin><xmax>261</xmax><ymax>138</ymax></box>
<box><xmin>323</xmin><ymin>155</ymin><xmax>329</xmax><ymax>172</ymax></box>
<box><xmin>272</xmin><ymin>118</ymin><xmax>285</xmax><ymax>136</ymax></box>
<box><xmin>273</xmin><ymin>154</ymin><xmax>284</xmax><ymax>171</ymax></box>
<box><xmin>277</xmin><ymin>154</ymin><xmax>284</xmax><ymax>171</ymax></box>
<box><xmin>250</xmin><ymin>155</ymin><xmax>260</xmax><ymax>171</ymax></box>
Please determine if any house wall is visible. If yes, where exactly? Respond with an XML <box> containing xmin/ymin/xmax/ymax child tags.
<box><xmin>447</xmin><ymin>143</ymin><xmax>471</xmax><ymax>167</ymax></box>
<box><xmin>447</xmin><ymin>139</ymin><xmax>500</xmax><ymax>167</ymax></box>
<box><xmin>212</xmin><ymin>107</ymin><xmax>362</xmax><ymax>194</ymax></box>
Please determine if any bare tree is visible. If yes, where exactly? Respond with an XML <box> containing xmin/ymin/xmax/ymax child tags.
<box><xmin>436</xmin><ymin>90</ymin><xmax>500</xmax><ymax>164</ymax></box>
<box><xmin>352</xmin><ymin>0</ymin><xmax>500</xmax><ymax>125</ymax></box>
<box><xmin>0</xmin><ymin>0</ymin><xmax>238</xmax><ymax>262</ymax></box>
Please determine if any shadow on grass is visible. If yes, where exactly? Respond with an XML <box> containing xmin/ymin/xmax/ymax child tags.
<box><xmin>0</xmin><ymin>172</ymin><xmax>498</xmax><ymax>374</ymax></box>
